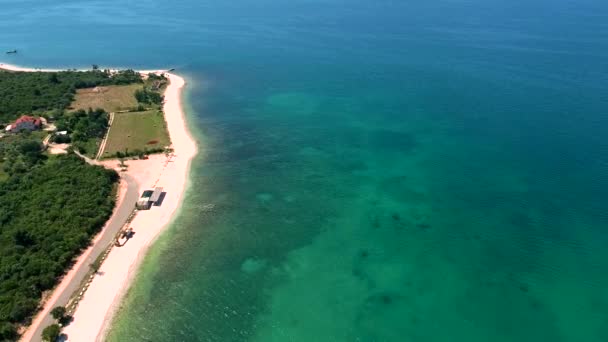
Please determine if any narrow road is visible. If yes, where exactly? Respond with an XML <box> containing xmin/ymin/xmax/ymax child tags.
<box><xmin>26</xmin><ymin>173</ymin><xmax>138</xmax><ymax>342</ymax></box>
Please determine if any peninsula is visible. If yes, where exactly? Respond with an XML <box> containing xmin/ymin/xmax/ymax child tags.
<box><xmin>0</xmin><ymin>63</ymin><xmax>197</xmax><ymax>342</ymax></box>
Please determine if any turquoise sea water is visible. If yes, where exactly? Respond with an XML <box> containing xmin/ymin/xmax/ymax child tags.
<box><xmin>3</xmin><ymin>0</ymin><xmax>608</xmax><ymax>340</ymax></box>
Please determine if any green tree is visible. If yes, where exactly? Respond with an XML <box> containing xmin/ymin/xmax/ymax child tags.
<box><xmin>48</xmin><ymin>73</ymin><xmax>59</xmax><ymax>84</ymax></box>
<box><xmin>9</xmin><ymin>298</ymin><xmax>38</xmax><ymax>322</ymax></box>
<box><xmin>41</xmin><ymin>324</ymin><xmax>61</xmax><ymax>342</ymax></box>
<box><xmin>50</xmin><ymin>306</ymin><xmax>66</xmax><ymax>320</ymax></box>
<box><xmin>0</xmin><ymin>322</ymin><xmax>17</xmax><ymax>341</ymax></box>
<box><xmin>13</xmin><ymin>229</ymin><xmax>34</xmax><ymax>247</ymax></box>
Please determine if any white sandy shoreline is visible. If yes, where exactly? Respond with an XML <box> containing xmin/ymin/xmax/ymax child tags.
<box><xmin>0</xmin><ymin>63</ymin><xmax>66</xmax><ymax>72</ymax></box>
<box><xmin>0</xmin><ymin>62</ymin><xmax>167</xmax><ymax>76</ymax></box>
<box><xmin>2</xmin><ymin>63</ymin><xmax>198</xmax><ymax>341</ymax></box>
<box><xmin>71</xmin><ymin>72</ymin><xmax>197</xmax><ymax>342</ymax></box>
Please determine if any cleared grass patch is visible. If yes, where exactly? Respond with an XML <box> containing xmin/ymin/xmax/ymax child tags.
<box><xmin>71</xmin><ymin>84</ymin><xmax>142</xmax><ymax>113</ymax></box>
<box><xmin>101</xmin><ymin>110</ymin><xmax>170</xmax><ymax>158</ymax></box>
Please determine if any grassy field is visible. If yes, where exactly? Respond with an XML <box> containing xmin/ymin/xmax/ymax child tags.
<box><xmin>70</xmin><ymin>84</ymin><xmax>143</xmax><ymax>112</ymax></box>
<box><xmin>101</xmin><ymin>110</ymin><xmax>171</xmax><ymax>158</ymax></box>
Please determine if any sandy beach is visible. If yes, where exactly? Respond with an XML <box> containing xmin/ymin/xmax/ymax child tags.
<box><xmin>0</xmin><ymin>63</ymin><xmax>63</xmax><ymax>72</ymax></box>
<box><xmin>62</xmin><ymin>73</ymin><xmax>197</xmax><ymax>341</ymax></box>
<box><xmin>2</xmin><ymin>64</ymin><xmax>198</xmax><ymax>341</ymax></box>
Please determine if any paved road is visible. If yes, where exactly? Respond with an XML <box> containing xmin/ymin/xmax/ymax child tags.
<box><xmin>27</xmin><ymin>173</ymin><xmax>138</xmax><ymax>342</ymax></box>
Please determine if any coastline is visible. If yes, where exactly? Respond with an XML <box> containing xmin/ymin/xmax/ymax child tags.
<box><xmin>1</xmin><ymin>63</ymin><xmax>198</xmax><ymax>341</ymax></box>
<box><xmin>0</xmin><ymin>63</ymin><xmax>66</xmax><ymax>72</ymax></box>
<box><xmin>65</xmin><ymin>73</ymin><xmax>198</xmax><ymax>341</ymax></box>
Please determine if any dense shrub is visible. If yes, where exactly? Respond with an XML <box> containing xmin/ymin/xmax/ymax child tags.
<box><xmin>41</xmin><ymin>324</ymin><xmax>60</xmax><ymax>342</ymax></box>
<box><xmin>134</xmin><ymin>88</ymin><xmax>163</xmax><ymax>105</ymax></box>
<box><xmin>113</xmin><ymin>147</ymin><xmax>165</xmax><ymax>159</ymax></box>
<box><xmin>0</xmin><ymin>154</ymin><xmax>117</xmax><ymax>336</ymax></box>
<box><xmin>51</xmin><ymin>133</ymin><xmax>71</xmax><ymax>144</ymax></box>
<box><xmin>0</xmin><ymin>134</ymin><xmax>46</xmax><ymax>176</ymax></box>
<box><xmin>55</xmin><ymin>108</ymin><xmax>109</xmax><ymax>143</ymax></box>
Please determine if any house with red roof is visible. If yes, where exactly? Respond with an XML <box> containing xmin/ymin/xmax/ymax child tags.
<box><xmin>5</xmin><ymin>115</ymin><xmax>42</xmax><ymax>133</ymax></box>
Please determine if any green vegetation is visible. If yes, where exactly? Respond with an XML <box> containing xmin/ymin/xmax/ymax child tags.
<box><xmin>101</xmin><ymin>110</ymin><xmax>170</xmax><ymax>158</ymax></box>
<box><xmin>0</xmin><ymin>69</ymin><xmax>142</xmax><ymax>122</ymax></box>
<box><xmin>133</xmin><ymin>73</ymin><xmax>166</xmax><ymax>107</ymax></box>
<box><xmin>146</xmin><ymin>72</ymin><xmax>167</xmax><ymax>82</ymax></box>
<box><xmin>134</xmin><ymin>88</ymin><xmax>163</xmax><ymax>105</ymax></box>
<box><xmin>70</xmin><ymin>73</ymin><xmax>166</xmax><ymax>114</ymax></box>
<box><xmin>49</xmin><ymin>307</ymin><xmax>66</xmax><ymax>321</ymax></box>
<box><xmin>61</xmin><ymin>72</ymin><xmax>168</xmax><ymax>159</ymax></box>
<box><xmin>0</xmin><ymin>69</ymin><xmax>153</xmax><ymax>340</ymax></box>
<box><xmin>55</xmin><ymin>108</ymin><xmax>109</xmax><ymax>157</ymax></box>
<box><xmin>0</xmin><ymin>69</ymin><xmax>168</xmax><ymax>338</ymax></box>
<box><xmin>0</xmin><ymin>323</ymin><xmax>17</xmax><ymax>341</ymax></box>
<box><xmin>50</xmin><ymin>133</ymin><xmax>71</xmax><ymax>144</ymax></box>
<box><xmin>71</xmin><ymin>84</ymin><xmax>143</xmax><ymax>113</ymax></box>
<box><xmin>0</xmin><ymin>131</ymin><xmax>47</xmax><ymax>176</ymax></box>
<box><xmin>106</xmin><ymin>69</ymin><xmax>142</xmax><ymax>85</ymax></box>
<box><xmin>41</xmin><ymin>324</ymin><xmax>60</xmax><ymax>342</ymax></box>
<box><xmin>50</xmin><ymin>306</ymin><xmax>71</xmax><ymax>326</ymax></box>
<box><xmin>0</xmin><ymin>131</ymin><xmax>47</xmax><ymax>181</ymax></box>
<box><xmin>0</xmin><ymin>153</ymin><xmax>117</xmax><ymax>339</ymax></box>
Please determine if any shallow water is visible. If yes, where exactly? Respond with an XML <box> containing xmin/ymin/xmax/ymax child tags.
<box><xmin>3</xmin><ymin>0</ymin><xmax>608</xmax><ymax>340</ymax></box>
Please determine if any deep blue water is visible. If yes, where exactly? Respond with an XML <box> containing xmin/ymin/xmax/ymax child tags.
<box><xmin>2</xmin><ymin>0</ymin><xmax>608</xmax><ymax>340</ymax></box>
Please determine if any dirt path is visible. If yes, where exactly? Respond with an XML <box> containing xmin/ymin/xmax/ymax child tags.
<box><xmin>95</xmin><ymin>112</ymin><xmax>115</xmax><ymax>160</ymax></box>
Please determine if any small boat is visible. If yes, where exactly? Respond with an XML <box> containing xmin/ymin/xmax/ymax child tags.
<box><xmin>6</xmin><ymin>50</ymin><xmax>17</xmax><ymax>54</ymax></box>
